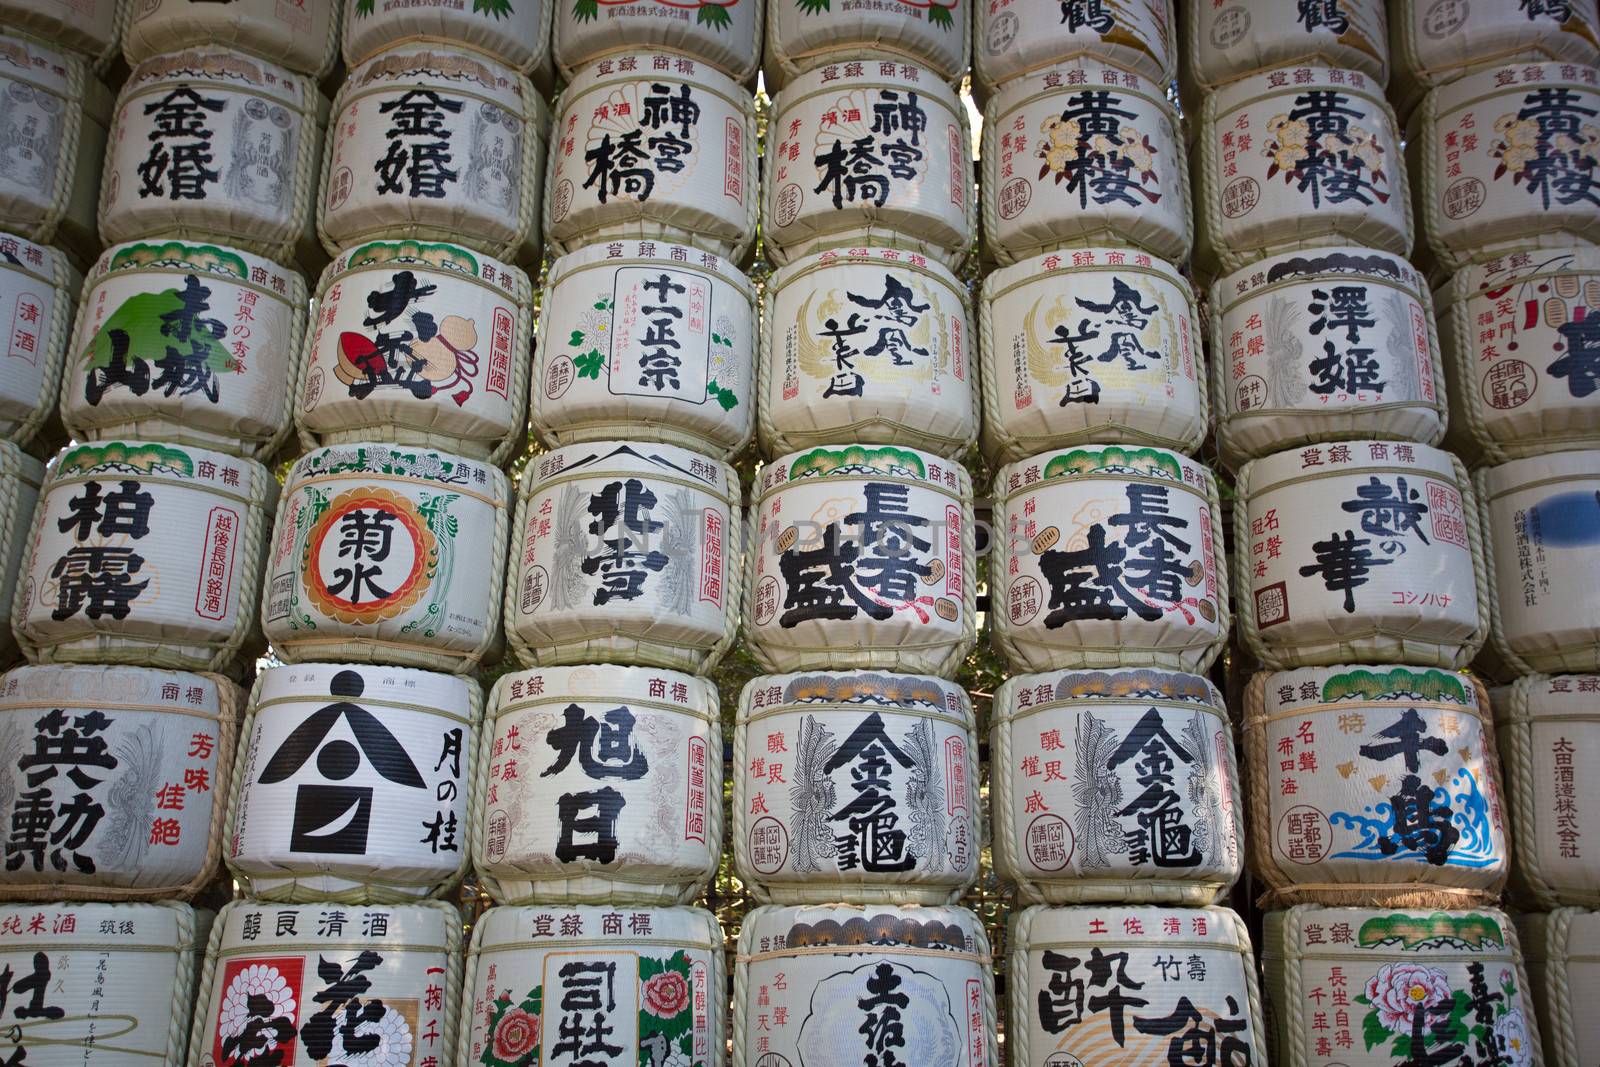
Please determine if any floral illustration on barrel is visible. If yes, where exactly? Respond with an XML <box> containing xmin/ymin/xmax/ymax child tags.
<box><xmin>0</xmin><ymin>234</ymin><xmax>72</xmax><ymax>454</ymax></box>
<box><xmin>1245</xmin><ymin>664</ymin><xmax>1510</xmax><ymax>908</ymax></box>
<box><xmin>992</xmin><ymin>667</ymin><xmax>1242</xmax><ymax>905</ymax></box>
<box><xmin>63</xmin><ymin>240</ymin><xmax>306</xmax><ymax>461</ymax></box>
<box><xmin>990</xmin><ymin>446</ymin><xmax>1229</xmax><ymax>674</ymax></box>
<box><xmin>733</xmin><ymin>670</ymin><xmax>978</xmax><ymax>904</ymax></box>
<box><xmin>475</xmin><ymin>664</ymin><xmax>721</xmax><ymax>905</ymax></box>
<box><xmin>229</xmin><ymin>663</ymin><xmax>476</xmax><ymax>903</ymax></box>
<box><xmin>0</xmin><ymin>664</ymin><xmax>238</xmax><ymax>900</ymax></box>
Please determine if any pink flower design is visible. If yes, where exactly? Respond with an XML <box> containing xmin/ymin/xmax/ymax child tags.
<box><xmin>492</xmin><ymin>1007</ymin><xmax>539</xmax><ymax>1061</ymax></box>
<box><xmin>1365</xmin><ymin>963</ymin><xmax>1451</xmax><ymax>1031</ymax></box>
<box><xmin>643</xmin><ymin>971</ymin><xmax>690</xmax><ymax>1019</ymax></box>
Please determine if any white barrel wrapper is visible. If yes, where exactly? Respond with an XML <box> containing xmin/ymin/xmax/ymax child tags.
<box><xmin>1263</xmin><ymin>904</ymin><xmax>1542</xmax><ymax>1067</ymax></box>
<box><xmin>1518</xmin><ymin>907</ymin><xmax>1600</xmax><ymax>1067</ymax></box>
<box><xmin>63</xmin><ymin>239</ymin><xmax>306</xmax><ymax>460</ymax></box>
<box><xmin>100</xmin><ymin>49</ymin><xmax>322</xmax><ymax>267</ymax></box>
<box><xmin>1197</xmin><ymin>64</ymin><xmax>1411</xmax><ymax>277</ymax></box>
<box><xmin>298</xmin><ymin>240</ymin><xmax>532</xmax><ymax>465</ymax></box>
<box><xmin>125</xmin><ymin>0</ymin><xmax>340</xmax><ymax>79</ymax></box>
<box><xmin>976</xmin><ymin>0</ymin><xmax>1172</xmax><ymax>101</ymax></box>
<box><xmin>13</xmin><ymin>440</ymin><xmax>272</xmax><ymax>673</ymax></box>
<box><xmin>1009</xmin><ymin>904</ymin><xmax>1265</xmax><ymax>1067</ymax></box>
<box><xmin>733</xmin><ymin>903</ymin><xmax>997</xmax><ymax>1067</ymax></box>
<box><xmin>534</xmin><ymin>239</ymin><xmax>755</xmax><ymax>458</ymax></box>
<box><xmin>0</xmin><ymin>35</ymin><xmax>109</xmax><ymax>267</ymax></box>
<box><xmin>764</xmin><ymin>0</ymin><xmax>968</xmax><ymax>89</ymax></box>
<box><xmin>732</xmin><ymin>670</ymin><xmax>979</xmax><ymax>904</ymax></box>
<box><xmin>474</xmin><ymin>664</ymin><xmax>722</xmax><ymax>905</ymax></box>
<box><xmin>983</xmin><ymin>58</ymin><xmax>1190</xmax><ymax>266</ymax></box>
<box><xmin>0</xmin><ymin>0</ymin><xmax>121</xmax><ymax>69</ymax></box>
<box><xmin>981</xmin><ymin>247</ymin><xmax>1205</xmax><ymax>464</ymax></box>
<box><xmin>1235</xmin><ymin>440</ymin><xmax>1487</xmax><ymax>670</ymax></box>
<box><xmin>189</xmin><ymin>900</ymin><xmax>461</xmax><ymax>1067</ymax></box>
<box><xmin>1211</xmin><ymin>245</ymin><xmax>1445</xmax><ymax>469</ymax></box>
<box><xmin>322</xmin><ymin>44</ymin><xmax>548</xmax><ymax>265</ymax></box>
<box><xmin>747</xmin><ymin>444</ymin><xmax>976</xmax><ymax>678</ymax></box>
<box><xmin>0</xmin><ymin>901</ymin><xmax>196</xmax><ymax>1065</ymax></box>
<box><xmin>762</xmin><ymin>246</ymin><xmax>976</xmax><ymax>459</ymax></box>
<box><xmin>1491</xmin><ymin>674</ymin><xmax>1600</xmax><ymax>909</ymax></box>
<box><xmin>228</xmin><ymin>662</ymin><xmax>477</xmax><ymax>902</ymax></box>
<box><xmin>0</xmin><ymin>234</ymin><xmax>74</xmax><ymax>454</ymax></box>
<box><xmin>0</xmin><ymin>663</ymin><xmax>238</xmax><ymax>900</ymax></box>
<box><xmin>764</xmin><ymin>59</ymin><xmax>974</xmax><ymax>269</ymax></box>
<box><xmin>1412</xmin><ymin>61</ymin><xmax>1600</xmax><ymax>279</ymax></box>
<box><xmin>545</xmin><ymin>54</ymin><xmax>756</xmax><ymax>262</ymax></box>
<box><xmin>1479</xmin><ymin>449</ymin><xmax>1600</xmax><ymax>676</ymax></box>
<box><xmin>554</xmin><ymin>0</ymin><xmax>760</xmax><ymax>83</ymax></box>
<box><xmin>508</xmin><ymin>440</ymin><xmax>742</xmax><ymax>673</ymax></box>
<box><xmin>1183</xmin><ymin>0</ymin><xmax>1387</xmax><ymax>94</ymax></box>
<box><xmin>460</xmin><ymin>904</ymin><xmax>724</xmax><ymax>1067</ymax></box>
<box><xmin>1244</xmin><ymin>664</ymin><xmax>1510</xmax><ymax>908</ymax></box>
<box><xmin>344</xmin><ymin>0</ymin><xmax>552</xmax><ymax>78</ymax></box>
<box><xmin>991</xmin><ymin>445</ymin><xmax>1229</xmax><ymax>674</ymax></box>
<box><xmin>992</xmin><ymin>668</ymin><xmax>1243</xmax><ymax>905</ymax></box>
<box><xmin>1441</xmin><ymin>249</ymin><xmax>1600</xmax><ymax>464</ymax></box>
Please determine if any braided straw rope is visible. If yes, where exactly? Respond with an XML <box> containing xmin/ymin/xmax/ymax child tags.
<box><xmin>0</xmin><ymin>447</ymin><xmax>43</xmax><ymax>664</ymax></box>
<box><xmin>7</xmin><ymin>246</ymin><xmax>75</xmax><ymax>455</ymax></box>
<box><xmin>471</xmin><ymin>671</ymin><xmax>724</xmax><ymax>905</ymax></box>
<box><xmin>731</xmin><ymin>674</ymin><xmax>980</xmax><ymax>905</ymax></box>
<box><xmin>0</xmin><ymin>671</ymin><xmax>242</xmax><ymax>903</ymax></box>
<box><xmin>1244</xmin><ymin>669</ymin><xmax>1510</xmax><ymax>909</ymax></box>
<box><xmin>223</xmin><ymin>667</ymin><xmax>481</xmax><ymax>903</ymax></box>
<box><xmin>1542</xmin><ymin>908</ymin><xmax>1584</xmax><ymax>1067</ymax></box>
<box><xmin>758</xmin><ymin>254</ymin><xmax>977</xmax><ymax>460</ymax></box>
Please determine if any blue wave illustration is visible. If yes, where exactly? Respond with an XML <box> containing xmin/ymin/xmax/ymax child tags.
<box><xmin>1327</xmin><ymin>767</ymin><xmax>1499</xmax><ymax>868</ymax></box>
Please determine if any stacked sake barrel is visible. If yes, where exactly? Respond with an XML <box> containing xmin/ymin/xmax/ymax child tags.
<box><xmin>1186</xmin><ymin>6</ymin><xmax>1557</xmax><ymax>1066</ymax></box>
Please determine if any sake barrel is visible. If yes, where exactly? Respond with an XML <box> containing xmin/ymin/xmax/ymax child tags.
<box><xmin>322</xmin><ymin>43</ymin><xmax>548</xmax><ymax>265</ymax></box>
<box><xmin>475</xmin><ymin>664</ymin><xmax>722</xmax><ymax>906</ymax></box>
<box><xmin>1244</xmin><ymin>664</ymin><xmax>1510</xmax><ymax>909</ymax></box>
<box><xmin>0</xmin><ymin>664</ymin><xmax>238</xmax><ymax>900</ymax></box>
<box><xmin>462</xmin><ymin>904</ymin><xmax>722</xmax><ymax>1067</ymax></box>
<box><xmin>1009</xmin><ymin>905</ymin><xmax>1265</xmax><ymax>1067</ymax></box>
<box><xmin>1518</xmin><ymin>907</ymin><xmax>1600</xmax><ymax>1067</ymax></box>
<box><xmin>991</xmin><ymin>445</ymin><xmax>1229</xmax><ymax>673</ymax></box>
<box><xmin>101</xmin><ymin>50</ymin><xmax>322</xmax><ymax>268</ymax></box>
<box><xmin>534</xmin><ymin>238</ymin><xmax>755</xmax><ymax>458</ymax></box>
<box><xmin>263</xmin><ymin>443</ymin><xmax>509</xmax><ymax>673</ymax></box>
<box><xmin>62</xmin><ymin>240</ymin><xmax>306</xmax><ymax>461</ymax></box>
<box><xmin>0</xmin><ymin>901</ymin><xmax>197</xmax><ymax>1065</ymax></box>
<box><xmin>764</xmin><ymin>0</ymin><xmax>967</xmax><ymax>90</ymax></box>
<box><xmin>1263</xmin><ymin>904</ymin><xmax>1542</xmax><ymax>1067</ymax></box>
<box><xmin>298</xmin><ymin>240</ymin><xmax>531</xmax><ymax>465</ymax></box>
<box><xmin>1391</xmin><ymin>0</ymin><xmax>1600</xmax><ymax>117</ymax></box>
<box><xmin>1234</xmin><ymin>440</ymin><xmax>1487</xmax><ymax>669</ymax></box>
<box><xmin>980</xmin><ymin>247</ymin><xmax>1205</xmax><ymax>465</ymax></box>
<box><xmin>1441</xmin><ymin>249</ymin><xmax>1600</xmax><ymax>464</ymax></box>
<box><xmin>983</xmin><ymin>59</ymin><xmax>1190</xmax><ymax>267</ymax></box>
<box><xmin>554</xmin><ymin>0</ymin><xmax>761</xmax><ymax>84</ymax></box>
<box><xmin>229</xmin><ymin>662</ymin><xmax>477</xmax><ymax>902</ymax></box>
<box><xmin>762</xmin><ymin>246</ymin><xmax>976</xmax><ymax>459</ymax></box>
<box><xmin>1479</xmin><ymin>450</ymin><xmax>1600</xmax><ymax>676</ymax></box>
<box><xmin>13</xmin><ymin>441</ymin><xmax>271</xmax><ymax>673</ymax></box>
<box><xmin>1412</xmin><ymin>63</ymin><xmax>1600</xmax><ymax>282</ymax></box>
<box><xmin>732</xmin><ymin>670</ymin><xmax>979</xmax><ymax>905</ymax></box>
<box><xmin>764</xmin><ymin>59</ymin><xmax>974</xmax><ymax>269</ymax></box>
<box><xmin>0</xmin><ymin>234</ymin><xmax>73</xmax><ymax>455</ymax></box>
<box><xmin>992</xmin><ymin>667</ymin><xmax>1243</xmax><ymax>905</ymax></box>
<box><xmin>125</xmin><ymin>0</ymin><xmax>339</xmax><ymax>79</ymax></box>
<box><xmin>189</xmin><ymin>900</ymin><xmax>461</xmax><ymax>1067</ymax></box>
<box><xmin>508</xmin><ymin>440</ymin><xmax>741</xmax><ymax>672</ymax></box>
<box><xmin>747</xmin><ymin>444</ymin><xmax>976</xmax><ymax>678</ymax></box>
<box><xmin>1183</xmin><ymin>0</ymin><xmax>1388</xmax><ymax>95</ymax></box>
<box><xmin>1491</xmin><ymin>674</ymin><xmax>1600</xmax><ymax>909</ymax></box>
<box><xmin>1197</xmin><ymin>65</ymin><xmax>1411</xmax><ymax>278</ymax></box>
<box><xmin>1211</xmin><ymin>246</ymin><xmax>1446</xmax><ymax>469</ymax></box>
<box><xmin>0</xmin><ymin>0</ymin><xmax>122</xmax><ymax>70</ymax></box>
<box><xmin>343</xmin><ymin>0</ymin><xmax>552</xmax><ymax>80</ymax></box>
<box><xmin>734</xmin><ymin>903</ymin><xmax>997</xmax><ymax>1067</ymax></box>
<box><xmin>0</xmin><ymin>35</ymin><xmax>110</xmax><ymax>269</ymax></box>
<box><xmin>0</xmin><ymin>445</ymin><xmax>44</xmax><ymax>666</ymax></box>
<box><xmin>975</xmin><ymin>0</ymin><xmax>1173</xmax><ymax>103</ymax></box>
<box><xmin>546</xmin><ymin>54</ymin><xmax>756</xmax><ymax>262</ymax></box>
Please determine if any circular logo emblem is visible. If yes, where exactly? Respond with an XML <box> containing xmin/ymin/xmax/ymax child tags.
<box><xmin>998</xmin><ymin>176</ymin><xmax>1032</xmax><ymax>220</ymax></box>
<box><xmin>1007</xmin><ymin>575</ymin><xmax>1042</xmax><ymax>626</ymax></box>
<box><xmin>1221</xmin><ymin>176</ymin><xmax>1261</xmax><ymax>219</ymax></box>
<box><xmin>1209</xmin><ymin>5</ymin><xmax>1250</xmax><ymax>48</ymax></box>
<box><xmin>303</xmin><ymin>486</ymin><xmax>436</xmax><ymax>624</ymax></box>
<box><xmin>552</xmin><ymin>178</ymin><xmax>574</xmax><ymax>223</ymax></box>
<box><xmin>775</xmin><ymin>183</ymin><xmax>802</xmax><ymax>227</ymax></box>
<box><xmin>1026</xmin><ymin>813</ymin><xmax>1074</xmax><ymax>871</ymax></box>
<box><xmin>303</xmin><ymin>365</ymin><xmax>325</xmax><ymax>410</ymax></box>
<box><xmin>984</xmin><ymin>10</ymin><xmax>1018</xmax><ymax>55</ymax></box>
<box><xmin>1482</xmin><ymin>358</ymin><xmax>1537</xmax><ymax>409</ymax></box>
<box><xmin>1423</xmin><ymin>0</ymin><xmax>1469</xmax><ymax>39</ymax></box>
<box><xmin>749</xmin><ymin>816</ymin><xmax>790</xmax><ymax>873</ymax></box>
<box><xmin>327</xmin><ymin>165</ymin><xmax>353</xmax><ymax>210</ymax></box>
<box><xmin>1276</xmin><ymin>804</ymin><xmax>1332</xmax><ymax>865</ymax></box>
<box><xmin>1442</xmin><ymin>176</ymin><xmax>1485</xmax><ymax>220</ymax></box>
<box><xmin>544</xmin><ymin>353</ymin><xmax>576</xmax><ymax>399</ymax></box>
